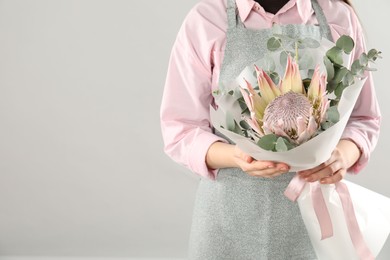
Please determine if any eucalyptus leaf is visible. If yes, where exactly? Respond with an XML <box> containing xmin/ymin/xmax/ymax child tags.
<box><xmin>326</xmin><ymin>46</ymin><xmax>344</xmax><ymax>65</ymax></box>
<box><xmin>321</xmin><ymin>121</ymin><xmax>334</xmax><ymax>130</ymax></box>
<box><xmin>239</xmin><ymin>120</ymin><xmax>251</xmax><ymax>130</ymax></box>
<box><xmin>268</xmin><ymin>71</ymin><xmax>280</xmax><ymax>85</ymax></box>
<box><xmin>323</xmin><ymin>56</ymin><xmax>335</xmax><ymax>81</ymax></box>
<box><xmin>298</xmin><ymin>54</ymin><xmax>314</xmax><ymax>70</ymax></box>
<box><xmin>351</xmin><ymin>59</ymin><xmax>364</xmax><ymax>77</ymax></box>
<box><xmin>280</xmin><ymin>51</ymin><xmax>295</xmax><ymax>67</ymax></box>
<box><xmin>336</xmin><ymin>35</ymin><xmax>355</xmax><ymax>54</ymax></box>
<box><xmin>333</xmin><ymin>67</ymin><xmax>349</xmax><ymax>84</ymax></box>
<box><xmin>255</xmin><ymin>56</ymin><xmax>277</xmax><ymax>72</ymax></box>
<box><xmin>238</xmin><ymin>97</ymin><xmax>249</xmax><ymax>115</ymax></box>
<box><xmin>342</xmin><ymin>71</ymin><xmax>355</xmax><ymax>86</ymax></box>
<box><xmin>365</xmin><ymin>67</ymin><xmax>378</xmax><ymax>72</ymax></box>
<box><xmin>359</xmin><ymin>53</ymin><xmax>369</xmax><ymax>67</ymax></box>
<box><xmin>273</xmin><ymin>33</ymin><xmax>295</xmax><ymax>43</ymax></box>
<box><xmin>326</xmin><ymin>106</ymin><xmax>340</xmax><ymax>123</ymax></box>
<box><xmin>300</xmin><ymin>37</ymin><xmax>321</xmax><ymax>48</ymax></box>
<box><xmin>335</xmin><ymin>82</ymin><xmax>347</xmax><ymax>98</ymax></box>
<box><xmin>326</xmin><ymin>80</ymin><xmax>337</xmax><ymax>93</ymax></box>
<box><xmin>307</xmin><ymin>69</ymin><xmax>315</xmax><ymax>79</ymax></box>
<box><xmin>267</xmin><ymin>37</ymin><xmax>282</xmax><ymax>52</ymax></box>
<box><xmin>257</xmin><ymin>134</ymin><xmax>278</xmax><ymax>151</ymax></box>
<box><xmin>226</xmin><ymin>112</ymin><xmax>235</xmax><ymax>131</ymax></box>
<box><xmin>275</xmin><ymin>137</ymin><xmax>288</xmax><ymax>152</ymax></box>
<box><xmin>367</xmin><ymin>49</ymin><xmax>381</xmax><ymax>61</ymax></box>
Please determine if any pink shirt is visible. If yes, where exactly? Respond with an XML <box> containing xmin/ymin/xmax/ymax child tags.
<box><xmin>160</xmin><ymin>0</ymin><xmax>381</xmax><ymax>179</ymax></box>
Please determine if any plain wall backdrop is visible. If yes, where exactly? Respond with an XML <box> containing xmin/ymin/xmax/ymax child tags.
<box><xmin>0</xmin><ymin>0</ymin><xmax>389</xmax><ymax>259</ymax></box>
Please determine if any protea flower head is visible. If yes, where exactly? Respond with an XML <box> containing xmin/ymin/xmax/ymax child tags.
<box><xmin>240</xmin><ymin>55</ymin><xmax>329</xmax><ymax>145</ymax></box>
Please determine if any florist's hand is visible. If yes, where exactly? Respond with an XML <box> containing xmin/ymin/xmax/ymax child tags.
<box><xmin>234</xmin><ymin>145</ymin><xmax>290</xmax><ymax>178</ymax></box>
<box><xmin>298</xmin><ymin>140</ymin><xmax>361</xmax><ymax>184</ymax></box>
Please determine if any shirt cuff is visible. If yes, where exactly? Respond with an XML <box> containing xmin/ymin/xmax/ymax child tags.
<box><xmin>341</xmin><ymin>129</ymin><xmax>370</xmax><ymax>174</ymax></box>
<box><xmin>188</xmin><ymin>131</ymin><xmax>228</xmax><ymax>180</ymax></box>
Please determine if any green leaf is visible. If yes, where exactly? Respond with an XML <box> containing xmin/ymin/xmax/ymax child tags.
<box><xmin>323</xmin><ymin>56</ymin><xmax>335</xmax><ymax>81</ymax></box>
<box><xmin>298</xmin><ymin>53</ymin><xmax>314</xmax><ymax>70</ymax></box>
<box><xmin>351</xmin><ymin>59</ymin><xmax>364</xmax><ymax>77</ymax></box>
<box><xmin>367</xmin><ymin>49</ymin><xmax>382</xmax><ymax>61</ymax></box>
<box><xmin>300</xmin><ymin>37</ymin><xmax>321</xmax><ymax>48</ymax></box>
<box><xmin>257</xmin><ymin>134</ymin><xmax>278</xmax><ymax>151</ymax></box>
<box><xmin>268</xmin><ymin>71</ymin><xmax>280</xmax><ymax>85</ymax></box>
<box><xmin>359</xmin><ymin>53</ymin><xmax>369</xmax><ymax>67</ymax></box>
<box><xmin>280</xmin><ymin>51</ymin><xmax>295</xmax><ymax>67</ymax></box>
<box><xmin>228</xmin><ymin>90</ymin><xmax>234</xmax><ymax>95</ymax></box>
<box><xmin>335</xmin><ymin>82</ymin><xmax>347</xmax><ymax>98</ymax></box>
<box><xmin>326</xmin><ymin>46</ymin><xmax>344</xmax><ymax>65</ymax></box>
<box><xmin>321</xmin><ymin>121</ymin><xmax>334</xmax><ymax>130</ymax></box>
<box><xmin>333</xmin><ymin>67</ymin><xmax>349</xmax><ymax>84</ymax></box>
<box><xmin>327</xmin><ymin>106</ymin><xmax>340</xmax><ymax>123</ymax></box>
<box><xmin>326</xmin><ymin>80</ymin><xmax>337</xmax><ymax>93</ymax></box>
<box><xmin>336</xmin><ymin>35</ymin><xmax>355</xmax><ymax>54</ymax></box>
<box><xmin>275</xmin><ymin>137</ymin><xmax>288</xmax><ymax>152</ymax></box>
<box><xmin>226</xmin><ymin>112</ymin><xmax>235</xmax><ymax>131</ymax></box>
<box><xmin>267</xmin><ymin>37</ymin><xmax>282</xmax><ymax>51</ymax></box>
<box><xmin>239</xmin><ymin>120</ymin><xmax>251</xmax><ymax>130</ymax></box>
<box><xmin>342</xmin><ymin>71</ymin><xmax>355</xmax><ymax>86</ymax></box>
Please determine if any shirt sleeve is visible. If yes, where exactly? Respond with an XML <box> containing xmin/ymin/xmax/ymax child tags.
<box><xmin>160</xmin><ymin>3</ymin><xmax>227</xmax><ymax>180</ymax></box>
<box><xmin>340</xmin><ymin>7</ymin><xmax>382</xmax><ymax>174</ymax></box>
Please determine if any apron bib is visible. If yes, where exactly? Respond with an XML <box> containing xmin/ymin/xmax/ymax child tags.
<box><xmin>189</xmin><ymin>0</ymin><xmax>333</xmax><ymax>259</ymax></box>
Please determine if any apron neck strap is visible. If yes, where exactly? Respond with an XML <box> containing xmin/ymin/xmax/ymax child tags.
<box><xmin>227</xmin><ymin>0</ymin><xmax>334</xmax><ymax>41</ymax></box>
<box><xmin>227</xmin><ymin>0</ymin><xmax>244</xmax><ymax>29</ymax></box>
<box><xmin>311</xmin><ymin>0</ymin><xmax>334</xmax><ymax>41</ymax></box>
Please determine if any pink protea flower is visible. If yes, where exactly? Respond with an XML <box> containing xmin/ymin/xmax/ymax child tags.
<box><xmin>240</xmin><ymin>55</ymin><xmax>329</xmax><ymax>145</ymax></box>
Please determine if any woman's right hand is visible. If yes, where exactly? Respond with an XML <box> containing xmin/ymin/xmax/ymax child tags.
<box><xmin>233</xmin><ymin>145</ymin><xmax>290</xmax><ymax>178</ymax></box>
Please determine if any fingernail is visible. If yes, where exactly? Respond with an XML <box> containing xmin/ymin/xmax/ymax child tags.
<box><xmin>280</xmin><ymin>167</ymin><xmax>287</xmax><ymax>172</ymax></box>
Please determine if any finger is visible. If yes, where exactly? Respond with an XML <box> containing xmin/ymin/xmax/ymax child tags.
<box><xmin>304</xmin><ymin>161</ymin><xmax>340</xmax><ymax>182</ymax></box>
<box><xmin>234</xmin><ymin>146</ymin><xmax>252</xmax><ymax>163</ymax></box>
<box><xmin>320</xmin><ymin>169</ymin><xmax>345</xmax><ymax>184</ymax></box>
<box><xmin>298</xmin><ymin>163</ymin><xmax>326</xmax><ymax>177</ymax></box>
<box><xmin>249</xmin><ymin>167</ymin><xmax>289</xmax><ymax>178</ymax></box>
<box><xmin>240</xmin><ymin>160</ymin><xmax>276</xmax><ymax>173</ymax></box>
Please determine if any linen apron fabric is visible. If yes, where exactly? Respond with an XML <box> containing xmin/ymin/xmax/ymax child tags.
<box><xmin>188</xmin><ymin>0</ymin><xmax>334</xmax><ymax>259</ymax></box>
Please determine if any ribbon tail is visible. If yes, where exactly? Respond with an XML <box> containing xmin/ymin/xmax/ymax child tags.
<box><xmin>284</xmin><ymin>173</ymin><xmax>306</xmax><ymax>202</ymax></box>
<box><xmin>312</xmin><ymin>183</ymin><xmax>334</xmax><ymax>240</ymax></box>
<box><xmin>336</xmin><ymin>182</ymin><xmax>375</xmax><ymax>260</ymax></box>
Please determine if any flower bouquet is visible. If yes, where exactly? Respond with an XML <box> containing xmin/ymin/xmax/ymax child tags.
<box><xmin>210</xmin><ymin>34</ymin><xmax>390</xmax><ymax>259</ymax></box>
<box><xmin>211</xmin><ymin>35</ymin><xmax>380</xmax><ymax>171</ymax></box>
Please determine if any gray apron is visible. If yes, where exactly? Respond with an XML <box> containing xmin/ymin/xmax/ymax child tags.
<box><xmin>188</xmin><ymin>0</ymin><xmax>333</xmax><ymax>259</ymax></box>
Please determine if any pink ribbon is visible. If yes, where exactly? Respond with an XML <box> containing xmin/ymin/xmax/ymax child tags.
<box><xmin>284</xmin><ymin>174</ymin><xmax>375</xmax><ymax>260</ymax></box>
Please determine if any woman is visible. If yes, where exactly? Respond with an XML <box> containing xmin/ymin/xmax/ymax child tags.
<box><xmin>160</xmin><ymin>0</ymin><xmax>381</xmax><ymax>259</ymax></box>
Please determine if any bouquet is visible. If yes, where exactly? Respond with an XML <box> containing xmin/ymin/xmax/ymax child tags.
<box><xmin>211</xmin><ymin>35</ymin><xmax>380</xmax><ymax>171</ymax></box>
<box><xmin>210</xmin><ymin>34</ymin><xmax>390</xmax><ymax>260</ymax></box>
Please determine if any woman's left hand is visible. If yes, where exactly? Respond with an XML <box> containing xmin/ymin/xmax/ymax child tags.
<box><xmin>298</xmin><ymin>139</ymin><xmax>362</xmax><ymax>184</ymax></box>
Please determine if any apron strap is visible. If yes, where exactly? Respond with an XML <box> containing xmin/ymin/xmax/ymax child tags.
<box><xmin>311</xmin><ymin>0</ymin><xmax>334</xmax><ymax>41</ymax></box>
<box><xmin>227</xmin><ymin>0</ymin><xmax>333</xmax><ymax>41</ymax></box>
<box><xmin>227</xmin><ymin>0</ymin><xmax>244</xmax><ymax>29</ymax></box>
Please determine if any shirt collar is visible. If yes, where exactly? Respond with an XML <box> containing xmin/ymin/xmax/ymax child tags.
<box><xmin>235</xmin><ymin>0</ymin><xmax>313</xmax><ymax>23</ymax></box>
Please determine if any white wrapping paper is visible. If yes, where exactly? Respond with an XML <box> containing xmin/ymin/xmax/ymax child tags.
<box><xmin>298</xmin><ymin>181</ymin><xmax>390</xmax><ymax>259</ymax></box>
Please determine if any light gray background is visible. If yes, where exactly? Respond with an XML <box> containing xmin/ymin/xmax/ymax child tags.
<box><xmin>0</xmin><ymin>0</ymin><xmax>388</xmax><ymax>259</ymax></box>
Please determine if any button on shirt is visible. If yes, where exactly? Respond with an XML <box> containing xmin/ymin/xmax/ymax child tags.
<box><xmin>160</xmin><ymin>0</ymin><xmax>381</xmax><ymax>179</ymax></box>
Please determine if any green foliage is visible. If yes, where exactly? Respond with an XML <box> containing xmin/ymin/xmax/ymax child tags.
<box><xmin>267</xmin><ymin>37</ymin><xmax>282</xmax><ymax>51</ymax></box>
<box><xmin>324</xmin><ymin>35</ymin><xmax>381</xmax><ymax>102</ymax></box>
<box><xmin>257</xmin><ymin>134</ymin><xmax>295</xmax><ymax>151</ymax></box>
